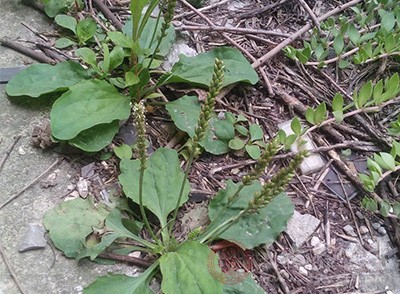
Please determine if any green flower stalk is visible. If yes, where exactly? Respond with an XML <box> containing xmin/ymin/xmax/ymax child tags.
<box><xmin>133</xmin><ymin>102</ymin><xmax>161</xmax><ymax>246</ymax></box>
<box><xmin>167</xmin><ymin>58</ymin><xmax>224</xmax><ymax>242</ymax></box>
<box><xmin>242</xmin><ymin>137</ymin><xmax>281</xmax><ymax>186</ymax></box>
<box><xmin>248</xmin><ymin>150</ymin><xmax>308</xmax><ymax>212</ymax></box>
<box><xmin>189</xmin><ymin>58</ymin><xmax>225</xmax><ymax>156</ymax></box>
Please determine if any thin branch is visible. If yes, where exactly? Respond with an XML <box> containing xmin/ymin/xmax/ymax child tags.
<box><xmin>298</xmin><ymin>0</ymin><xmax>321</xmax><ymax>31</ymax></box>
<box><xmin>92</xmin><ymin>0</ymin><xmax>123</xmax><ymax>30</ymax></box>
<box><xmin>0</xmin><ymin>38</ymin><xmax>55</xmax><ymax>64</ymax></box>
<box><xmin>174</xmin><ymin>0</ymin><xmax>230</xmax><ymax>19</ymax></box>
<box><xmin>0</xmin><ymin>244</ymin><xmax>27</xmax><ymax>294</ymax></box>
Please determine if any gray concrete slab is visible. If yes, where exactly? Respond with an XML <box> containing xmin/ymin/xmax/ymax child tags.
<box><xmin>0</xmin><ymin>2</ymin><xmax>134</xmax><ymax>293</ymax></box>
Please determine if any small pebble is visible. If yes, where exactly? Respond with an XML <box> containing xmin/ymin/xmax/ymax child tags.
<box><xmin>366</xmin><ymin>238</ymin><xmax>374</xmax><ymax>245</ymax></box>
<box><xmin>355</xmin><ymin>211</ymin><xmax>365</xmax><ymax>219</ymax></box>
<box><xmin>304</xmin><ymin>264</ymin><xmax>313</xmax><ymax>271</ymax></box>
<box><xmin>359</xmin><ymin>226</ymin><xmax>369</xmax><ymax>234</ymax></box>
<box><xmin>378</xmin><ymin>227</ymin><xmax>386</xmax><ymax>235</ymax></box>
<box><xmin>313</xmin><ymin>243</ymin><xmax>326</xmax><ymax>255</ymax></box>
<box><xmin>372</xmin><ymin>222</ymin><xmax>381</xmax><ymax>229</ymax></box>
<box><xmin>18</xmin><ymin>146</ymin><xmax>26</xmax><ymax>155</ymax></box>
<box><xmin>343</xmin><ymin>225</ymin><xmax>357</xmax><ymax>237</ymax></box>
<box><xmin>299</xmin><ymin>266</ymin><xmax>308</xmax><ymax>276</ymax></box>
<box><xmin>310</xmin><ymin>236</ymin><xmax>321</xmax><ymax>247</ymax></box>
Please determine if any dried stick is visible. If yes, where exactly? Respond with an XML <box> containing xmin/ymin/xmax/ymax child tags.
<box><xmin>175</xmin><ymin>24</ymin><xmax>290</xmax><ymax>38</ymax></box>
<box><xmin>174</xmin><ymin>0</ymin><xmax>230</xmax><ymax>19</ymax></box>
<box><xmin>251</xmin><ymin>0</ymin><xmax>363</xmax><ymax>68</ymax></box>
<box><xmin>0</xmin><ymin>244</ymin><xmax>27</xmax><ymax>294</ymax></box>
<box><xmin>298</xmin><ymin>0</ymin><xmax>321</xmax><ymax>32</ymax></box>
<box><xmin>0</xmin><ymin>158</ymin><xmax>62</xmax><ymax>210</ymax></box>
<box><xmin>92</xmin><ymin>0</ymin><xmax>123</xmax><ymax>30</ymax></box>
<box><xmin>238</xmin><ymin>0</ymin><xmax>288</xmax><ymax>19</ymax></box>
<box><xmin>0</xmin><ymin>38</ymin><xmax>55</xmax><ymax>64</ymax></box>
<box><xmin>0</xmin><ymin>135</ymin><xmax>21</xmax><ymax>174</ymax></box>
<box><xmin>99</xmin><ymin>252</ymin><xmax>152</xmax><ymax>268</ymax></box>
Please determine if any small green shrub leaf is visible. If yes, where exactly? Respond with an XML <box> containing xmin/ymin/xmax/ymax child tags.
<box><xmin>125</xmin><ymin>72</ymin><xmax>140</xmax><ymax>86</ymax></box>
<box><xmin>249</xmin><ymin>124</ymin><xmax>264</xmax><ymax>141</ymax></box>
<box><xmin>305</xmin><ymin>108</ymin><xmax>315</xmax><ymax>125</ymax></box>
<box><xmin>69</xmin><ymin>121</ymin><xmax>119</xmax><ymax>152</ymax></box>
<box><xmin>50</xmin><ymin>80</ymin><xmax>130</xmax><ymax>140</ymax></box>
<box><xmin>167</xmin><ymin>47</ymin><xmax>259</xmax><ymax>87</ymax></box>
<box><xmin>214</xmin><ymin>120</ymin><xmax>235</xmax><ymax>140</ymax></box>
<box><xmin>393</xmin><ymin>202</ymin><xmax>400</xmax><ymax>217</ymax></box>
<box><xmin>6</xmin><ymin>61</ymin><xmax>89</xmax><ymax>98</ymax></box>
<box><xmin>373</xmin><ymin>80</ymin><xmax>384</xmax><ymax>103</ymax></box>
<box><xmin>76</xmin><ymin>18</ymin><xmax>97</xmax><ymax>44</ymax></box>
<box><xmin>245</xmin><ymin>145</ymin><xmax>261</xmax><ymax>159</ymax></box>
<box><xmin>356</xmin><ymin>81</ymin><xmax>373</xmax><ymax>108</ymax></box>
<box><xmin>290</xmin><ymin>117</ymin><xmax>302</xmax><ymax>135</ymax></box>
<box><xmin>380</xmin><ymin>200</ymin><xmax>391</xmax><ymax>217</ymax></box>
<box><xmin>376</xmin><ymin>152</ymin><xmax>396</xmax><ymax>170</ymax></box>
<box><xmin>361</xmin><ymin>197</ymin><xmax>378</xmax><ymax>211</ymax></box>
<box><xmin>381</xmin><ymin>12</ymin><xmax>395</xmax><ymax>32</ymax></box>
<box><xmin>333</xmin><ymin>35</ymin><xmax>344</xmax><ymax>55</ymax></box>
<box><xmin>160</xmin><ymin>241</ymin><xmax>223</xmax><ymax>294</ymax></box>
<box><xmin>208</xmin><ymin>180</ymin><xmax>294</xmax><ymax>249</ymax></box>
<box><xmin>55</xmin><ymin>14</ymin><xmax>77</xmax><ymax>33</ymax></box>
<box><xmin>347</xmin><ymin>24</ymin><xmax>360</xmax><ymax>45</ymax></box>
<box><xmin>229</xmin><ymin>138</ymin><xmax>246</xmax><ymax>150</ymax></box>
<box><xmin>235</xmin><ymin>125</ymin><xmax>248</xmax><ymax>136</ymax></box>
<box><xmin>109</xmin><ymin>46</ymin><xmax>125</xmax><ymax>71</ymax></box>
<box><xmin>314</xmin><ymin>102</ymin><xmax>327</xmax><ymax>124</ymax></box>
<box><xmin>114</xmin><ymin>144</ymin><xmax>133</xmax><ymax>159</ymax></box>
<box><xmin>107</xmin><ymin>31</ymin><xmax>134</xmax><ymax>48</ymax></box>
<box><xmin>43</xmin><ymin>197</ymin><xmax>109</xmax><ymax>258</ymax></box>
<box><xmin>119</xmin><ymin>148</ymin><xmax>190</xmax><ymax>227</ymax></box>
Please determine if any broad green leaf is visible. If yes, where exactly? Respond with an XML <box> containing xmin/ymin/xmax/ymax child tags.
<box><xmin>223</xmin><ymin>275</ymin><xmax>265</xmax><ymax>294</ymax></box>
<box><xmin>107</xmin><ymin>31</ymin><xmax>134</xmax><ymax>48</ymax></box>
<box><xmin>166</xmin><ymin>95</ymin><xmax>200</xmax><ymax>137</ymax></box>
<box><xmin>305</xmin><ymin>108</ymin><xmax>315</xmax><ymax>125</ymax></box>
<box><xmin>119</xmin><ymin>148</ymin><xmax>190</xmax><ymax>227</ymax></box>
<box><xmin>77</xmin><ymin>209</ymin><xmax>144</xmax><ymax>260</ymax></box>
<box><xmin>314</xmin><ymin>102</ymin><xmax>327</xmax><ymax>124</ymax></box>
<box><xmin>332</xmin><ymin>93</ymin><xmax>344</xmax><ymax>111</ymax></box>
<box><xmin>55</xmin><ymin>37</ymin><xmax>76</xmax><ymax>49</ymax></box>
<box><xmin>6</xmin><ymin>61</ymin><xmax>89</xmax><ymax>98</ymax></box>
<box><xmin>229</xmin><ymin>138</ymin><xmax>246</xmax><ymax>150</ymax></box>
<box><xmin>76</xmin><ymin>47</ymin><xmax>98</xmax><ymax>68</ymax></box>
<box><xmin>284</xmin><ymin>134</ymin><xmax>298</xmax><ymax>149</ymax></box>
<box><xmin>76</xmin><ymin>18</ymin><xmax>97</xmax><ymax>44</ymax></box>
<box><xmin>391</xmin><ymin>140</ymin><xmax>400</xmax><ymax>158</ymax></box>
<box><xmin>167</xmin><ymin>47</ymin><xmax>258</xmax><ymax>88</ymax></box>
<box><xmin>381</xmin><ymin>12</ymin><xmax>395</xmax><ymax>32</ymax></box>
<box><xmin>84</xmin><ymin>263</ymin><xmax>157</xmax><ymax>294</ymax></box>
<box><xmin>357</xmin><ymin>81</ymin><xmax>373</xmax><ymax>108</ymax></box>
<box><xmin>130</xmin><ymin>0</ymin><xmax>149</xmax><ymax>41</ymax></box>
<box><xmin>359</xmin><ymin>174</ymin><xmax>375</xmax><ymax>192</ymax></box>
<box><xmin>114</xmin><ymin>144</ymin><xmax>133</xmax><ymax>159</ymax></box>
<box><xmin>381</xmin><ymin>73</ymin><xmax>400</xmax><ymax>102</ymax></box>
<box><xmin>249</xmin><ymin>124</ymin><xmax>264</xmax><ymax>141</ymax></box>
<box><xmin>44</xmin><ymin>0</ymin><xmax>75</xmax><ymax>17</ymax></box>
<box><xmin>236</xmin><ymin>114</ymin><xmax>248</xmax><ymax>122</ymax></box>
<box><xmin>225</xmin><ymin>112</ymin><xmax>236</xmax><ymax>124</ymax></box>
<box><xmin>290</xmin><ymin>117</ymin><xmax>301</xmax><ymax>135</ymax></box>
<box><xmin>69</xmin><ymin>121</ymin><xmax>119</xmax><ymax>152</ymax></box>
<box><xmin>166</xmin><ymin>95</ymin><xmax>230</xmax><ymax>155</ymax></box>
<box><xmin>50</xmin><ymin>79</ymin><xmax>130</xmax><ymax>140</ymax></box>
<box><xmin>55</xmin><ymin>14</ymin><xmax>77</xmax><ymax>34</ymax></box>
<box><xmin>208</xmin><ymin>180</ymin><xmax>294</xmax><ymax>249</ymax></box>
<box><xmin>347</xmin><ymin>23</ymin><xmax>360</xmax><ymax>45</ymax></box>
<box><xmin>43</xmin><ymin>197</ymin><xmax>109</xmax><ymax>258</ymax></box>
<box><xmin>245</xmin><ymin>144</ymin><xmax>261</xmax><ymax>159</ymax></box>
<box><xmin>160</xmin><ymin>241</ymin><xmax>223</xmax><ymax>294</ymax></box>
<box><xmin>109</xmin><ymin>46</ymin><xmax>125</xmax><ymax>71</ymax></box>
<box><xmin>333</xmin><ymin>35</ymin><xmax>344</xmax><ymax>55</ymax></box>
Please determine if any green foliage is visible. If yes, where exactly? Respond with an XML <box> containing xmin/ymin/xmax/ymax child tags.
<box><xmin>166</xmin><ymin>47</ymin><xmax>259</xmax><ymax>88</ymax></box>
<box><xmin>43</xmin><ymin>197</ymin><xmax>109</xmax><ymax>258</ymax></box>
<box><xmin>5</xmin><ymin>61</ymin><xmax>89</xmax><ymax>97</ymax></box>
<box><xmin>284</xmin><ymin>1</ymin><xmax>400</xmax><ymax>67</ymax></box>
<box><xmin>119</xmin><ymin>148</ymin><xmax>190</xmax><ymax>229</ymax></box>
<box><xmin>54</xmin><ymin>14</ymin><xmax>97</xmax><ymax>47</ymax></box>
<box><xmin>159</xmin><ymin>242</ymin><xmax>223</xmax><ymax>294</ymax></box>
<box><xmin>114</xmin><ymin>144</ymin><xmax>133</xmax><ymax>159</ymax></box>
<box><xmin>208</xmin><ymin>180</ymin><xmax>294</xmax><ymax>249</ymax></box>
<box><xmin>42</xmin><ymin>0</ymin><xmax>83</xmax><ymax>18</ymax></box>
